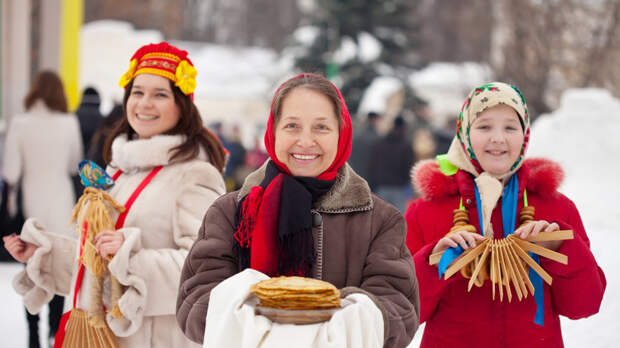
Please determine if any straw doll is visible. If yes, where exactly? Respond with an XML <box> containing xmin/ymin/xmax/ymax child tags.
<box><xmin>53</xmin><ymin>160</ymin><xmax>125</xmax><ymax>347</ymax></box>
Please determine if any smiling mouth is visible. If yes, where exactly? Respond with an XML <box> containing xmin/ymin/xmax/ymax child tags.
<box><xmin>486</xmin><ymin>150</ymin><xmax>507</xmax><ymax>156</ymax></box>
<box><xmin>291</xmin><ymin>153</ymin><xmax>319</xmax><ymax>160</ymax></box>
<box><xmin>136</xmin><ymin>114</ymin><xmax>158</xmax><ymax>120</ymax></box>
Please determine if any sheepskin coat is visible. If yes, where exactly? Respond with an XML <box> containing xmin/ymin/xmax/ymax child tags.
<box><xmin>405</xmin><ymin>158</ymin><xmax>606</xmax><ymax>348</ymax></box>
<box><xmin>177</xmin><ymin>162</ymin><xmax>420</xmax><ymax>348</ymax></box>
<box><xmin>13</xmin><ymin>134</ymin><xmax>225</xmax><ymax>348</ymax></box>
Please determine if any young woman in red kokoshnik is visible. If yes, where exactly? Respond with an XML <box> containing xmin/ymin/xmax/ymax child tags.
<box><xmin>405</xmin><ymin>82</ymin><xmax>606</xmax><ymax>347</ymax></box>
<box><xmin>3</xmin><ymin>42</ymin><xmax>227</xmax><ymax>348</ymax></box>
<box><xmin>177</xmin><ymin>73</ymin><xmax>420</xmax><ymax>348</ymax></box>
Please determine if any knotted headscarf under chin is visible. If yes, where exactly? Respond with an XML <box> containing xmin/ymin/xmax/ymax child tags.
<box><xmin>445</xmin><ymin>82</ymin><xmax>531</xmax><ymax>237</ymax></box>
<box><xmin>235</xmin><ymin>73</ymin><xmax>353</xmax><ymax>276</ymax></box>
<box><xmin>264</xmin><ymin>74</ymin><xmax>353</xmax><ymax>180</ymax></box>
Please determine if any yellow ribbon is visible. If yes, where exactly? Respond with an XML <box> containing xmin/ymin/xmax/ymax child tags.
<box><xmin>118</xmin><ymin>59</ymin><xmax>138</xmax><ymax>88</ymax></box>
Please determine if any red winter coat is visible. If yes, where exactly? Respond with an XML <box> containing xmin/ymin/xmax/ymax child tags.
<box><xmin>405</xmin><ymin>158</ymin><xmax>606</xmax><ymax>348</ymax></box>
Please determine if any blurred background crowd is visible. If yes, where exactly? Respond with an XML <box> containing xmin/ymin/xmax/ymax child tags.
<box><xmin>4</xmin><ymin>0</ymin><xmax>620</xmax><ymax>209</ymax></box>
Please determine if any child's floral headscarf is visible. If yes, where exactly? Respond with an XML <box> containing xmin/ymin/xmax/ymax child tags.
<box><xmin>453</xmin><ymin>81</ymin><xmax>530</xmax><ymax>177</ymax></box>
<box><xmin>445</xmin><ymin>81</ymin><xmax>531</xmax><ymax>237</ymax></box>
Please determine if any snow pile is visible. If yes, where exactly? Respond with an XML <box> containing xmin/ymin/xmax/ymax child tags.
<box><xmin>80</xmin><ymin>20</ymin><xmax>293</xmax><ymax>116</ymax></box>
<box><xmin>529</xmin><ymin>88</ymin><xmax>620</xmax><ymax>232</ymax></box>
<box><xmin>80</xmin><ymin>20</ymin><xmax>163</xmax><ymax>113</ymax></box>
<box><xmin>357</xmin><ymin>32</ymin><xmax>382</xmax><ymax>63</ymax></box>
<box><xmin>409</xmin><ymin>62</ymin><xmax>493</xmax><ymax>126</ymax></box>
<box><xmin>357</xmin><ymin>62</ymin><xmax>492</xmax><ymax>126</ymax></box>
<box><xmin>332</xmin><ymin>32</ymin><xmax>383</xmax><ymax>65</ymax></box>
<box><xmin>332</xmin><ymin>37</ymin><xmax>358</xmax><ymax>65</ymax></box>
<box><xmin>357</xmin><ymin>76</ymin><xmax>403</xmax><ymax>116</ymax></box>
<box><xmin>189</xmin><ymin>44</ymin><xmax>292</xmax><ymax>100</ymax></box>
<box><xmin>528</xmin><ymin>88</ymin><xmax>620</xmax><ymax>348</ymax></box>
<box><xmin>293</xmin><ymin>26</ymin><xmax>320</xmax><ymax>47</ymax></box>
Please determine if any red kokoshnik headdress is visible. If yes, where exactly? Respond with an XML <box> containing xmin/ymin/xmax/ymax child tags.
<box><xmin>118</xmin><ymin>42</ymin><xmax>197</xmax><ymax>99</ymax></box>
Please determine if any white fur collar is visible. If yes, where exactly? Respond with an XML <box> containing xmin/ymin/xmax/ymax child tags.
<box><xmin>110</xmin><ymin>134</ymin><xmax>191</xmax><ymax>172</ymax></box>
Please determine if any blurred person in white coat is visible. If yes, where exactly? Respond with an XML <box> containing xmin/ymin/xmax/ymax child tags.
<box><xmin>2</xmin><ymin>70</ymin><xmax>82</xmax><ymax>348</ymax></box>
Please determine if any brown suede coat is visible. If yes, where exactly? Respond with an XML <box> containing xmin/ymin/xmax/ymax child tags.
<box><xmin>176</xmin><ymin>162</ymin><xmax>420</xmax><ymax>348</ymax></box>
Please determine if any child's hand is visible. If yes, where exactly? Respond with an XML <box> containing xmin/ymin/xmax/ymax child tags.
<box><xmin>514</xmin><ymin>220</ymin><xmax>562</xmax><ymax>251</ymax></box>
<box><xmin>2</xmin><ymin>233</ymin><xmax>38</xmax><ymax>263</ymax></box>
<box><xmin>432</xmin><ymin>231</ymin><xmax>486</xmax><ymax>254</ymax></box>
<box><xmin>94</xmin><ymin>230</ymin><xmax>125</xmax><ymax>259</ymax></box>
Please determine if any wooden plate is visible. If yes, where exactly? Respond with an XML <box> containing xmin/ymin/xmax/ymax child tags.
<box><xmin>248</xmin><ymin>297</ymin><xmax>350</xmax><ymax>325</ymax></box>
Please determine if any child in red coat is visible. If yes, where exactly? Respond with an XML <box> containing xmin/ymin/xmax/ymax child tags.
<box><xmin>405</xmin><ymin>82</ymin><xmax>606</xmax><ymax>347</ymax></box>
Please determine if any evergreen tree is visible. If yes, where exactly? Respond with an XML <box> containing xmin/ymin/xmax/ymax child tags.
<box><xmin>294</xmin><ymin>0</ymin><xmax>424</xmax><ymax>116</ymax></box>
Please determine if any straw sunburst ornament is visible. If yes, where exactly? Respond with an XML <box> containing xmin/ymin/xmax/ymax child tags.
<box><xmin>429</xmin><ymin>206</ymin><xmax>573</xmax><ymax>302</ymax></box>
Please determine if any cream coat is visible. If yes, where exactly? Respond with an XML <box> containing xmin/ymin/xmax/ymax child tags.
<box><xmin>13</xmin><ymin>134</ymin><xmax>225</xmax><ymax>348</ymax></box>
<box><xmin>3</xmin><ymin>101</ymin><xmax>82</xmax><ymax>237</ymax></box>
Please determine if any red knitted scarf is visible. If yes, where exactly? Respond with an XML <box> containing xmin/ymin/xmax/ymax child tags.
<box><xmin>234</xmin><ymin>73</ymin><xmax>352</xmax><ymax>276</ymax></box>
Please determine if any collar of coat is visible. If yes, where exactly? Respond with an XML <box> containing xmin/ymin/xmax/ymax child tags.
<box><xmin>411</xmin><ymin>157</ymin><xmax>564</xmax><ymax>201</ymax></box>
<box><xmin>28</xmin><ymin>100</ymin><xmax>67</xmax><ymax>116</ymax></box>
<box><xmin>237</xmin><ymin>161</ymin><xmax>373</xmax><ymax>213</ymax></box>
<box><xmin>110</xmin><ymin>134</ymin><xmax>206</xmax><ymax>172</ymax></box>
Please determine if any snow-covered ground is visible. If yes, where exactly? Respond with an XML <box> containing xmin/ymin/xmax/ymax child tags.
<box><xmin>1</xmin><ymin>262</ymin><xmax>49</xmax><ymax>347</ymax></box>
<box><xmin>408</xmin><ymin>88</ymin><xmax>620</xmax><ymax>347</ymax></box>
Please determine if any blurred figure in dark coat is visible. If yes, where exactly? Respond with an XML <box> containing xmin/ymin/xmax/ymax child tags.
<box><xmin>76</xmin><ymin>87</ymin><xmax>103</xmax><ymax>155</ymax></box>
<box><xmin>369</xmin><ymin>116</ymin><xmax>415</xmax><ymax>212</ymax></box>
<box><xmin>349</xmin><ymin>111</ymin><xmax>381</xmax><ymax>187</ymax></box>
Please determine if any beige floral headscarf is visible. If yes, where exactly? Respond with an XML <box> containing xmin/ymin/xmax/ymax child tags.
<box><xmin>445</xmin><ymin>82</ymin><xmax>530</xmax><ymax>237</ymax></box>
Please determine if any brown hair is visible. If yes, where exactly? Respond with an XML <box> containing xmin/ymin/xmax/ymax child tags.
<box><xmin>102</xmin><ymin>80</ymin><xmax>227</xmax><ymax>172</ymax></box>
<box><xmin>270</xmin><ymin>74</ymin><xmax>342</xmax><ymax>126</ymax></box>
<box><xmin>23</xmin><ymin>71</ymin><xmax>68</xmax><ymax>112</ymax></box>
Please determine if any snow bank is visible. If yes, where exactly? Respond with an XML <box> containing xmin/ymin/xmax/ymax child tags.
<box><xmin>80</xmin><ymin>20</ymin><xmax>293</xmax><ymax>118</ymax></box>
<box><xmin>357</xmin><ymin>76</ymin><xmax>403</xmax><ymax>116</ymax></box>
<box><xmin>80</xmin><ymin>20</ymin><xmax>163</xmax><ymax>113</ymax></box>
<box><xmin>528</xmin><ymin>88</ymin><xmax>620</xmax><ymax>348</ymax></box>
<box><xmin>409</xmin><ymin>62</ymin><xmax>493</xmax><ymax>126</ymax></box>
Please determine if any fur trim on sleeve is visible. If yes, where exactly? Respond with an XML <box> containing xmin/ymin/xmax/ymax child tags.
<box><xmin>410</xmin><ymin>159</ymin><xmax>458</xmax><ymax>199</ymax></box>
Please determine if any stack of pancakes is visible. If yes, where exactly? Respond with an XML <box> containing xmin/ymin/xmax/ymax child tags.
<box><xmin>250</xmin><ymin>276</ymin><xmax>341</xmax><ymax>310</ymax></box>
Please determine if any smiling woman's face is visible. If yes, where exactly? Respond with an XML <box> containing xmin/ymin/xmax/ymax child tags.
<box><xmin>274</xmin><ymin>87</ymin><xmax>340</xmax><ymax>177</ymax></box>
<box><xmin>126</xmin><ymin>73</ymin><xmax>180</xmax><ymax>139</ymax></box>
<box><xmin>469</xmin><ymin>104</ymin><xmax>524</xmax><ymax>176</ymax></box>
